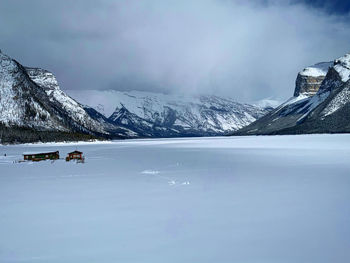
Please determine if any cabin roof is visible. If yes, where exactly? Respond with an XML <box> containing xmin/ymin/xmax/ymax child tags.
<box><xmin>23</xmin><ymin>151</ymin><xmax>59</xmax><ymax>155</ymax></box>
<box><xmin>69</xmin><ymin>150</ymin><xmax>83</xmax><ymax>154</ymax></box>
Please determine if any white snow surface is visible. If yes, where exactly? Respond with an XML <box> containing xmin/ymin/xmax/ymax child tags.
<box><xmin>271</xmin><ymin>92</ymin><xmax>329</xmax><ymax>123</ymax></box>
<box><xmin>253</xmin><ymin>98</ymin><xmax>282</xmax><ymax>108</ymax></box>
<box><xmin>278</xmin><ymin>94</ymin><xmax>309</xmax><ymax>108</ymax></box>
<box><xmin>299</xmin><ymin>61</ymin><xmax>332</xmax><ymax>77</ymax></box>
<box><xmin>322</xmin><ymin>83</ymin><xmax>350</xmax><ymax>116</ymax></box>
<box><xmin>1</xmin><ymin>135</ymin><xmax>350</xmax><ymax>262</ymax></box>
<box><xmin>334</xmin><ymin>53</ymin><xmax>350</xmax><ymax>82</ymax></box>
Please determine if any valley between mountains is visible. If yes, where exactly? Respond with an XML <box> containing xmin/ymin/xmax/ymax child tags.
<box><xmin>1</xmin><ymin>49</ymin><xmax>350</xmax><ymax>143</ymax></box>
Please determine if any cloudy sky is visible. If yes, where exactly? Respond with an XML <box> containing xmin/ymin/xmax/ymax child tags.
<box><xmin>0</xmin><ymin>0</ymin><xmax>349</xmax><ymax>102</ymax></box>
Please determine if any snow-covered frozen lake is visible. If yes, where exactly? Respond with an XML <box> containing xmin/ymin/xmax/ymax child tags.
<box><xmin>1</xmin><ymin>135</ymin><xmax>350</xmax><ymax>262</ymax></box>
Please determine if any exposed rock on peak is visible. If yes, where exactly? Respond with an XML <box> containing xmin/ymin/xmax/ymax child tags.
<box><xmin>235</xmin><ymin>51</ymin><xmax>350</xmax><ymax>135</ymax></box>
<box><xmin>294</xmin><ymin>62</ymin><xmax>332</xmax><ymax>97</ymax></box>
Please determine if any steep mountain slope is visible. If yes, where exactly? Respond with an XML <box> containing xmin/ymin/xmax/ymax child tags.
<box><xmin>0</xmin><ymin>51</ymin><xmax>135</xmax><ymax>143</ymax></box>
<box><xmin>0</xmin><ymin>52</ymin><xmax>59</xmax><ymax>130</ymax></box>
<box><xmin>235</xmin><ymin>53</ymin><xmax>350</xmax><ymax>135</ymax></box>
<box><xmin>67</xmin><ymin>90</ymin><xmax>271</xmax><ymax>137</ymax></box>
<box><xmin>24</xmin><ymin>67</ymin><xmax>106</xmax><ymax>134</ymax></box>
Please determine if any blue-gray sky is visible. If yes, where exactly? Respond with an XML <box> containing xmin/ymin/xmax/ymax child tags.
<box><xmin>0</xmin><ymin>0</ymin><xmax>349</xmax><ymax>102</ymax></box>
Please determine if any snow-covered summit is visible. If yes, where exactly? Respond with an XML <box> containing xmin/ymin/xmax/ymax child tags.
<box><xmin>299</xmin><ymin>62</ymin><xmax>332</xmax><ymax>77</ymax></box>
<box><xmin>236</xmin><ymin>51</ymin><xmax>350</xmax><ymax>135</ymax></box>
<box><xmin>333</xmin><ymin>53</ymin><xmax>350</xmax><ymax>83</ymax></box>
<box><xmin>294</xmin><ymin>61</ymin><xmax>333</xmax><ymax>97</ymax></box>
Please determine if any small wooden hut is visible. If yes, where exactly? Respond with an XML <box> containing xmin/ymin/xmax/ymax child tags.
<box><xmin>23</xmin><ymin>151</ymin><xmax>59</xmax><ymax>161</ymax></box>
<box><xmin>66</xmin><ymin>150</ymin><xmax>84</xmax><ymax>162</ymax></box>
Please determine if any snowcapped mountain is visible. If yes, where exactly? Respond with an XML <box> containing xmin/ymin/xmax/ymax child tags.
<box><xmin>0</xmin><ymin>51</ymin><xmax>136</xmax><ymax>143</ymax></box>
<box><xmin>0</xmin><ymin>52</ymin><xmax>61</xmax><ymax>130</ymax></box>
<box><xmin>0</xmin><ymin>50</ymin><xmax>271</xmax><ymax>142</ymax></box>
<box><xmin>66</xmin><ymin>90</ymin><xmax>271</xmax><ymax>137</ymax></box>
<box><xmin>235</xmin><ymin>52</ymin><xmax>350</xmax><ymax>135</ymax></box>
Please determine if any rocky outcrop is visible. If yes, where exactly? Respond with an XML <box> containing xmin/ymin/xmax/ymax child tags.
<box><xmin>294</xmin><ymin>62</ymin><xmax>332</xmax><ymax>96</ymax></box>
<box><xmin>234</xmin><ymin>52</ymin><xmax>350</xmax><ymax>135</ymax></box>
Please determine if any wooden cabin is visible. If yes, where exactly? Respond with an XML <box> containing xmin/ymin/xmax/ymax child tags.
<box><xmin>23</xmin><ymin>151</ymin><xmax>59</xmax><ymax>161</ymax></box>
<box><xmin>66</xmin><ymin>150</ymin><xmax>84</xmax><ymax>162</ymax></box>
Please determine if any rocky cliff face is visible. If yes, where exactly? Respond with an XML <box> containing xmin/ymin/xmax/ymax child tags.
<box><xmin>294</xmin><ymin>62</ymin><xmax>332</xmax><ymax>96</ymax></box>
<box><xmin>235</xmin><ymin>52</ymin><xmax>350</xmax><ymax>135</ymax></box>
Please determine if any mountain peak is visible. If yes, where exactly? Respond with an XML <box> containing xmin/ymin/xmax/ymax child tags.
<box><xmin>334</xmin><ymin>53</ymin><xmax>350</xmax><ymax>83</ymax></box>
<box><xmin>235</xmin><ymin>51</ymin><xmax>350</xmax><ymax>136</ymax></box>
<box><xmin>294</xmin><ymin>61</ymin><xmax>332</xmax><ymax>97</ymax></box>
<box><xmin>299</xmin><ymin>62</ymin><xmax>332</xmax><ymax>78</ymax></box>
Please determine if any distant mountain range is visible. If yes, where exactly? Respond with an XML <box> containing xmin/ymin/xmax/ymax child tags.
<box><xmin>0</xmin><ymin>50</ymin><xmax>270</xmax><ymax>143</ymax></box>
<box><xmin>67</xmin><ymin>90</ymin><xmax>272</xmax><ymax>137</ymax></box>
<box><xmin>235</xmin><ymin>52</ymin><xmax>350</xmax><ymax>135</ymax></box>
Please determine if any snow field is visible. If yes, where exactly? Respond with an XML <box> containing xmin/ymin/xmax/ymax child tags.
<box><xmin>1</xmin><ymin>135</ymin><xmax>350</xmax><ymax>262</ymax></box>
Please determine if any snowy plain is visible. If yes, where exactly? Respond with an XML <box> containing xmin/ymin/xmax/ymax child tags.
<box><xmin>1</xmin><ymin>135</ymin><xmax>350</xmax><ymax>262</ymax></box>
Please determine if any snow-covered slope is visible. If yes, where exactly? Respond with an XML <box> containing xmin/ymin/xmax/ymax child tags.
<box><xmin>0</xmin><ymin>51</ymin><xmax>137</xmax><ymax>143</ymax></box>
<box><xmin>0</xmin><ymin>52</ymin><xmax>65</xmax><ymax>130</ymax></box>
<box><xmin>235</xmin><ymin>52</ymin><xmax>350</xmax><ymax>135</ymax></box>
<box><xmin>67</xmin><ymin>90</ymin><xmax>271</xmax><ymax>137</ymax></box>
<box><xmin>24</xmin><ymin>67</ymin><xmax>107</xmax><ymax>134</ymax></box>
<box><xmin>334</xmin><ymin>53</ymin><xmax>350</xmax><ymax>83</ymax></box>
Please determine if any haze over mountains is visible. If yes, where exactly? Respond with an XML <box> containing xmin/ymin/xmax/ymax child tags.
<box><xmin>0</xmin><ymin>50</ymin><xmax>270</xmax><ymax>143</ymax></box>
<box><xmin>1</xmin><ymin>48</ymin><xmax>350</xmax><ymax>143</ymax></box>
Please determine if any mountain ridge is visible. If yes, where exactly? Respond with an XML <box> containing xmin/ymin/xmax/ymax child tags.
<box><xmin>0</xmin><ymin>51</ymin><xmax>271</xmax><ymax>142</ymax></box>
<box><xmin>0</xmin><ymin>51</ymin><xmax>135</xmax><ymax>143</ymax></box>
<box><xmin>234</xmin><ymin>52</ymin><xmax>350</xmax><ymax>135</ymax></box>
<box><xmin>67</xmin><ymin>89</ymin><xmax>272</xmax><ymax>137</ymax></box>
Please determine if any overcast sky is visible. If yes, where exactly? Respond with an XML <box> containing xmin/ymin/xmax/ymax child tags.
<box><xmin>0</xmin><ymin>0</ymin><xmax>349</xmax><ymax>102</ymax></box>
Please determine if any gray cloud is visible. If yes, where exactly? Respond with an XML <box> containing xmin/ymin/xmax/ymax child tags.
<box><xmin>0</xmin><ymin>0</ymin><xmax>350</xmax><ymax>102</ymax></box>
